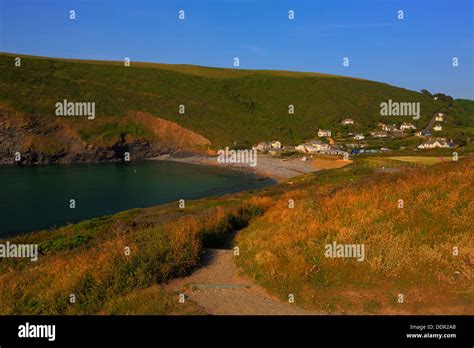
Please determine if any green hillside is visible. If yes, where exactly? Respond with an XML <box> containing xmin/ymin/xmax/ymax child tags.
<box><xmin>0</xmin><ymin>53</ymin><xmax>466</xmax><ymax>148</ymax></box>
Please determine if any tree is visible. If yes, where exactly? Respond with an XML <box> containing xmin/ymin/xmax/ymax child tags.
<box><xmin>420</xmin><ymin>89</ymin><xmax>432</xmax><ymax>98</ymax></box>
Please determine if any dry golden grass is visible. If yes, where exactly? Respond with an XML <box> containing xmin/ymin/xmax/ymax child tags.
<box><xmin>0</xmin><ymin>201</ymin><xmax>263</xmax><ymax>314</ymax></box>
<box><xmin>130</xmin><ymin>111</ymin><xmax>210</xmax><ymax>149</ymax></box>
<box><xmin>236</xmin><ymin>159</ymin><xmax>474</xmax><ymax>314</ymax></box>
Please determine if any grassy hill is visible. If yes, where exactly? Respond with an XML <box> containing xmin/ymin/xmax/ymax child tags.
<box><xmin>1</xmin><ymin>158</ymin><xmax>472</xmax><ymax>314</ymax></box>
<box><xmin>0</xmin><ymin>53</ymin><xmax>460</xmax><ymax>149</ymax></box>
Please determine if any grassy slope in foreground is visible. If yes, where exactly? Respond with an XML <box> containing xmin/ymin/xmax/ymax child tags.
<box><xmin>0</xmin><ymin>53</ymin><xmax>450</xmax><ymax>148</ymax></box>
<box><xmin>0</xmin><ymin>194</ymin><xmax>264</xmax><ymax>314</ymax></box>
<box><xmin>236</xmin><ymin>159</ymin><xmax>474</xmax><ymax>314</ymax></box>
<box><xmin>0</xmin><ymin>159</ymin><xmax>472</xmax><ymax>314</ymax></box>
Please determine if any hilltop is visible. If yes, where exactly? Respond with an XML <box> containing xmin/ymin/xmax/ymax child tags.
<box><xmin>2</xmin><ymin>53</ymin><xmax>472</xmax><ymax>164</ymax></box>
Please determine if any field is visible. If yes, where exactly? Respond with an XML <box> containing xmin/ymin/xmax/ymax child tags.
<box><xmin>388</xmin><ymin>156</ymin><xmax>456</xmax><ymax>165</ymax></box>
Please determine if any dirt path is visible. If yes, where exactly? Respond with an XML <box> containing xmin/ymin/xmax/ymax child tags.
<box><xmin>165</xmin><ymin>248</ymin><xmax>321</xmax><ymax>315</ymax></box>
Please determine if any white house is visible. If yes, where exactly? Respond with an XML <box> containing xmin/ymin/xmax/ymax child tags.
<box><xmin>353</xmin><ymin>133</ymin><xmax>365</xmax><ymax>140</ymax></box>
<box><xmin>295</xmin><ymin>144</ymin><xmax>307</xmax><ymax>153</ymax></box>
<box><xmin>310</xmin><ymin>140</ymin><xmax>331</xmax><ymax>151</ymax></box>
<box><xmin>418</xmin><ymin>138</ymin><xmax>450</xmax><ymax>149</ymax></box>
<box><xmin>400</xmin><ymin>122</ymin><xmax>416</xmax><ymax>130</ymax></box>
<box><xmin>296</xmin><ymin>141</ymin><xmax>329</xmax><ymax>154</ymax></box>
<box><xmin>435</xmin><ymin>113</ymin><xmax>444</xmax><ymax>122</ymax></box>
<box><xmin>271</xmin><ymin>140</ymin><xmax>282</xmax><ymax>149</ymax></box>
<box><xmin>318</xmin><ymin>129</ymin><xmax>332</xmax><ymax>137</ymax></box>
<box><xmin>381</xmin><ymin>124</ymin><xmax>397</xmax><ymax>132</ymax></box>
<box><xmin>303</xmin><ymin>145</ymin><xmax>319</xmax><ymax>154</ymax></box>
<box><xmin>433</xmin><ymin>124</ymin><xmax>442</xmax><ymax>131</ymax></box>
<box><xmin>341</xmin><ymin>119</ymin><xmax>354</xmax><ymax>125</ymax></box>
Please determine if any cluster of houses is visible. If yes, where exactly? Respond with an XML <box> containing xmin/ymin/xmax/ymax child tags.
<box><xmin>253</xmin><ymin>138</ymin><xmax>345</xmax><ymax>156</ymax></box>
<box><xmin>372</xmin><ymin>122</ymin><xmax>417</xmax><ymax>138</ymax></box>
<box><xmin>252</xmin><ymin>113</ymin><xmax>453</xmax><ymax>157</ymax></box>
<box><xmin>295</xmin><ymin>140</ymin><xmax>345</xmax><ymax>155</ymax></box>
<box><xmin>252</xmin><ymin>140</ymin><xmax>285</xmax><ymax>155</ymax></box>
<box><xmin>349</xmin><ymin>122</ymin><xmax>418</xmax><ymax>140</ymax></box>
<box><xmin>415</xmin><ymin>114</ymin><xmax>445</xmax><ymax>138</ymax></box>
<box><xmin>253</xmin><ymin>126</ymin><xmax>345</xmax><ymax>157</ymax></box>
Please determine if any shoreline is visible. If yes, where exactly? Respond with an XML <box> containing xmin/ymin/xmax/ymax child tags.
<box><xmin>150</xmin><ymin>153</ymin><xmax>325</xmax><ymax>182</ymax></box>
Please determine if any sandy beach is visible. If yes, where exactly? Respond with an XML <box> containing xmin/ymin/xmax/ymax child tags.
<box><xmin>151</xmin><ymin>153</ymin><xmax>351</xmax><ymax>182</ymax></box>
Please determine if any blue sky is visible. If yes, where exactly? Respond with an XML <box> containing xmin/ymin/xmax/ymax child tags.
<box><xmin>0</xmin><ymin>0</ymin><xmax>472</xmax><ymax>99</ymax></box>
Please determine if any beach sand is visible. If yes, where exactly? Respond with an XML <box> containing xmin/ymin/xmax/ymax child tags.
<box><xmin>151</xmin><ymin>153</ymin><xmax>351</xmax><ymax>182</ymax></box>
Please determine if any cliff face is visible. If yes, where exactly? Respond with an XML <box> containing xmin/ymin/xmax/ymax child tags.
<box><xmin>0</xmin><ymin>105</ymin><xmax>208</xmax><ymax>165</ymax></box>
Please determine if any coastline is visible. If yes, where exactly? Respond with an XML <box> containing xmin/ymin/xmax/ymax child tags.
<box><xmin>150</xmin><ymin>153</ymin><xmax>325</xmax><ymax>182</ymax></box>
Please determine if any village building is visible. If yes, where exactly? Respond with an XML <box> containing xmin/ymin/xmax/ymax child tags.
<box><xmin>433</xmin><ymin>124</ymin><xmax>442</xmax><ymax>131</ymax></box>
<box><xmin>416</xmin><ymin>129</ymin><xmax>433</xmax><ymax>137</ymax></box>
<box><xmin>253</xmin><ymin>141</ymin><xmax>272</xmax><ymax>152</ymax></box>
<box><xmin>253</xmin><ymin>140</ymin><xmax>282</xmax><ymax>152</ymax></box>
<box><xmin>303</xmin><ymin>145</ymin><xmax>319</xmax><ymax>154</ymax></box>
<box><xmin>435</xmin><ymin>113</ymin><xmax>444</xmax><ymax>122</ymax></box>
<box><xmin>270</xmin><ymin>140</ymin><xmax>282</xmax><ymax>149</ymax></box>
<box><xmin>295</xmin><ymin>144</ymin><xmax>307</xmax><ymax>153</ymax></box>
<box><xmin>371</xmin><ymin>131</ymin><xmax>388</xmax><ymax>138</ymax></box>
<box><xmin>310</xmin><ymin>140</ymin><xmax>331</xmax><ymax>151</ymax></box>
<box><xmin>381</xmin><ymin>123</ymin><xmax>397</xmax><ymax>132</ymax></box>
<box><xmin>321</xmin><ymin>147</ymin><xmax>346</xmax><ymax>155</ymax></box>
<box><xmin>400</xmin><ymin>122</ymin><xmax>416</xmax><ymax>130</ymax></box>
<box><xmin>296</xmin><ymin>140</ymin><xmax>333</xmax><ymax>154</ymax></box>
<box><xmin>341</xmin><ymin>118</ymin><xmax>354</xmax><ymax>125</ymax></box>
<box><xmin>418</xmin><ymin>138</ymin><xmax>453</xmax><ymax>149</ymax></box>
<box><xmin>353</xmin><ymin>133</ymin><xmax>365</xmax><ymax>140</ymax></box>
<box><xmin>317</xmin><ymin>129</ymin><xmax>332</xmax><ymax>137</ymax></box>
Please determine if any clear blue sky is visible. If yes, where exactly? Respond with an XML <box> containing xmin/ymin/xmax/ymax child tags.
<box><xmin>1</xmin><ymin>0</ymin><xmax>472</xmax><ymax>99</ymax></box>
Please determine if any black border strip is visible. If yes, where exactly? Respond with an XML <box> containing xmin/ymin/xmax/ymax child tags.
<box><xmin>0</xmin><ymin>315</ymin><xmax>472</xmax><ymax>346</ymax></box>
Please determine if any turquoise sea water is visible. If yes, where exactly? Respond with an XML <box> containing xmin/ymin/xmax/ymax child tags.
<box><xmin>0</xmin><ymin>160</ymin><xmax>274</xmax><ymax>236</ymax></box>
